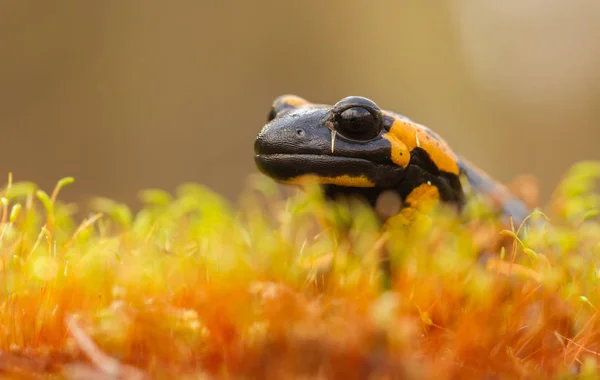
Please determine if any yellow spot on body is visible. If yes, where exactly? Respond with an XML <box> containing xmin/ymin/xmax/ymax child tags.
<box><xmin>383</xmin><ymin>113</ymin><xmax>460</xmax><ymax>175</ymax></box>
<box><xmin>284</xmin><ymin>174</ymin><xmax>375</xmax><ymax>187</ymax></box>
<box><xmin>386</xmin><ymin>183</ymin><xmax>440</xmax><ymax>227</ymax></box>
<box><xmin>405</xmin><ymin>183</ymin><xmax>440</xmax><ymax>209</ymax></box>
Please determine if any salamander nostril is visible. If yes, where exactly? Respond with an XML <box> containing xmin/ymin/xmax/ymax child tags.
<box><xmin>296</xmin><ymin>129</ymin><xmax>305</xmax><ymax>137</ymax></box>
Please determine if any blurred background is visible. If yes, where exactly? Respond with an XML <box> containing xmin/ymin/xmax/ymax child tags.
<box><xmin>1</xmin><ymin>1</ymin><xmax>599</xmax><ymax>208</ymax></box>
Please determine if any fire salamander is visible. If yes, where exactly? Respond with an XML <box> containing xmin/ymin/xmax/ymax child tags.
<box><xmin>254</xmin><ymin>95</ymin><xmax>531</xmax><ymax>226</ymax></box>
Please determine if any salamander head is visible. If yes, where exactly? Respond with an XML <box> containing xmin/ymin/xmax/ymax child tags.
<box><xmin>254</xmin><ymin>95</ymin><xmax>405</xmax><ymax>189</ymax></box>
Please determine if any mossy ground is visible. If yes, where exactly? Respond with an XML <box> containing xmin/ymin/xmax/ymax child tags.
<box><xmin>2</xmin><ymin>163</ymin><xmax>600</xmax><ymax>379</ymax></box>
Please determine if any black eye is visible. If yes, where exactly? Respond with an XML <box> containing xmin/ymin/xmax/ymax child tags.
<box><xmin>331</xmin><ymin>96</ymin><xmax>382</xmax><ymax>141</ymax></box>
<box><xmin>267</xmin><ymin>108</ymin><xmax>277</xmax><ymax>122</ymax></box>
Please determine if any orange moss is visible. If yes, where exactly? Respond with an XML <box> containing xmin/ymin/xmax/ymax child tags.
<box><xmin>1</xmin><ymin>163</ymin><xmax>600</xmax><ymax>378</ymax></box>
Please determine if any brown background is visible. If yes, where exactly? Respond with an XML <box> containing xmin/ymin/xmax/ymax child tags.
<box><xmin>1</xmin><ymin>1</ymin><xmax>599</xmax><ymax>207</ymax></box>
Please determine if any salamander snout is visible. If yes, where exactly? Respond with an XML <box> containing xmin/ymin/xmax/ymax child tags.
<box><xmin>254</xmin><ymin>107</ymin><xmax>331</xmax><ymax>156</ymax></box>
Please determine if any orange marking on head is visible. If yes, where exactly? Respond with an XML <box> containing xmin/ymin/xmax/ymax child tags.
<box><xmin>276</xmin><ymin>95</ymin><xmax>311</xmax><ymax>109</ymax></box>
<box><xmin>284</xmin><ymin>174</ymin><xmax>375</xmax><ymax>187</ymax></box>
<box><xmin>384</xmin><ymin>113</ymin><xmax>460</xmax><ymax>175</ymax></box>
<box><xmin>382</xmin><ymin>132</ymin><xmax>411</xmax><ymax>168</ymax></box>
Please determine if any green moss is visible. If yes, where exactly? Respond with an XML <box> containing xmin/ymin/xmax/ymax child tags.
<box><xmin>1</xmin><ymin>163</ymin><xmax>600</xmax><ymax>378</ymax></box>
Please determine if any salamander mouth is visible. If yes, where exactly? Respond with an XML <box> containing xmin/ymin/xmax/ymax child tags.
<box><xmin>254</xmin><ymin>153</ymin><xmax>404</xmax><ymax>187</ymax></box>
<box><xmin>255</xmin><ymin>153</ymin><xmax>374</xmax><ymax>165</ymax></box>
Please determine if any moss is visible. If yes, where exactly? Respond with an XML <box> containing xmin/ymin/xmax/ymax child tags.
<box><xmin>1</xmin><ymin>163</ymin><xmax>600</xmax><ymax>378</ymax></box>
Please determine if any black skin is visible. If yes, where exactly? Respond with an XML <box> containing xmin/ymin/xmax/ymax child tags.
<box><xmin>255</xmin><ymin>95</ymin><xmax>534</xmax><ymax>284</ymax></box>
<box><xmin>254</xmin><ymin>96</ymin><xmax>465</xmax><ymax>214</ymax></box>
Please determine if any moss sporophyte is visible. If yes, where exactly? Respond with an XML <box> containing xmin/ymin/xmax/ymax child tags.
<box><xmin>1</xmin><ymin>162</ymin><xmax>600</xmax><ymax>378</ymax></box>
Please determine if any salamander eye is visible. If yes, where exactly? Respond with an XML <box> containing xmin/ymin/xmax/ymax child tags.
<box><xmin>335</xmin><ymin>107</ymin><xmax>379</xmax><ymax>140</ymax></box>
<box><xmin>331</xmin><ymin>96</ymin><xmax>382</xmax><ymax>141</ymax></box>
